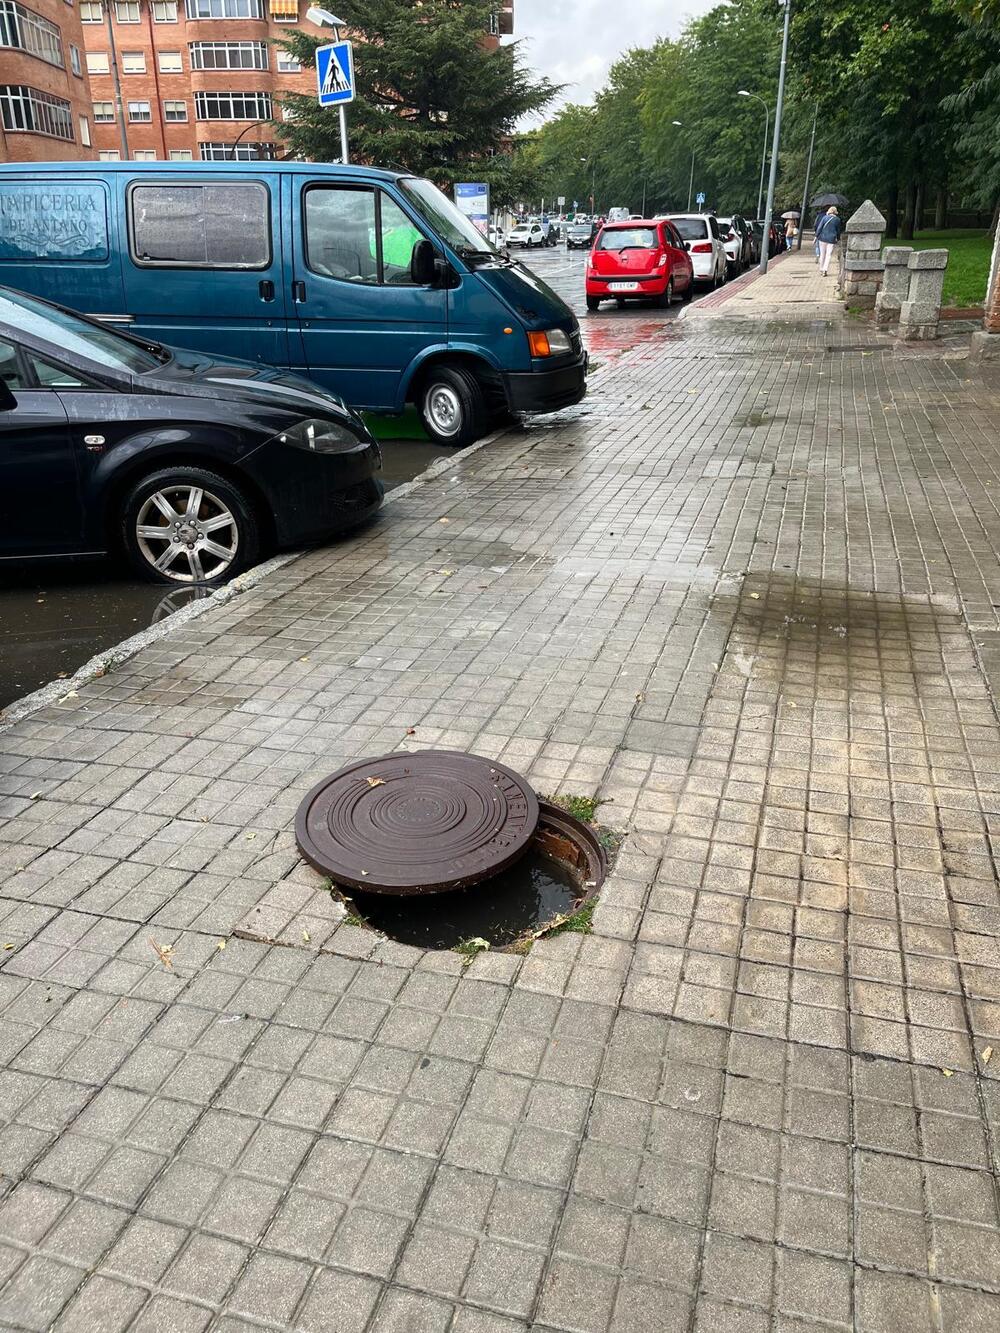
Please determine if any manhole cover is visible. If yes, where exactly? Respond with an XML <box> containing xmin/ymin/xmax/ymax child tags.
<box><xmin>295</xmin><ymin>751</ymin><xmax>540</xmax><ymax>895</ymax></box>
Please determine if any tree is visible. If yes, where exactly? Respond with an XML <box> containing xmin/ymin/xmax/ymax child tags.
<box><xmin>275</xmin><ymin>0</ymin><xmax>559</xmax><ymax>189</ymax></box>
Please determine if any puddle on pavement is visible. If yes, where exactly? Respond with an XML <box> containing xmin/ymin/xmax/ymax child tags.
<box><xmin>345</xmin><ymin>845</ymin><xmax>583</xmax><ymax>951</ymax></box>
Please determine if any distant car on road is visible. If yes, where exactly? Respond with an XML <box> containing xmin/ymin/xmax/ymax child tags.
<box><xmin>663</xmin><ymin>213</ymin><xmax>727</xmax><ymax>287</ymax></box>
<box><xmin>566</xmin><ymin>220</ymin><xmax>597</xmax><ymax>250</ymax></box>
<box><xmin>585</xmin><ymin>219</ymin><xmax>695</xmax><ymax>310</ymax></box>
<box><xmin>507</xmin><ymin>221</ymin><xmax>546</xmax><ymax>248</ymax></box>
<box><xmin>0</xmin><ymin>286</ymin><xmax>382</xmax><ymax>584</ymax></box>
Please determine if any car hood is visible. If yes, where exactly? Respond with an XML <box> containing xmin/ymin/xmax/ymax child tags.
<box><xmin>135</xmin><ymin>346</ymin><xmax>358</xmax><ymax>424</ymax></box>
<box><xmin>473</xmin><ymin>261</ymin><xmax>578</xmax><ymax>332</ymax></box>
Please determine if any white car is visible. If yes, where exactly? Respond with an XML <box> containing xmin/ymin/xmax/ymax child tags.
<box><xmin>488</xmin><ymin>225</ymin><xmax>505</xmax><ymax>248</ymax></box>
<box><xmin>507</xmin><ymin>222</ymin><xmax>545</xmax><ymax>248</ymax></box>
<box><xmin>663</xmin><ymin>213</ymin><xmax>727</xmax><ymax>287</ymax></box>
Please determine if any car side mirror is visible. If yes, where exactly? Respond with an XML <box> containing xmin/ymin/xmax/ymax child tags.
<box><xmin>684</xmin><ymin>241</ymin><xmax>691</xmax><ymax>252</ymax></box>
<box><xmin>410</xmin><ymin>238</ymin><xmax>438</xmax><ymax>286</ymax></box>
<box><xmin>0</xmin><ymin>381</ymin><xmax>16</xmax><ymax>410</ymax></box>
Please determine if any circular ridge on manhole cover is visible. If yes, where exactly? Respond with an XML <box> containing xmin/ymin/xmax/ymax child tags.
<box><xmin>295</xmin><ymin>750</ymin><xmax>540</xmax><ymax>895</ymax></box>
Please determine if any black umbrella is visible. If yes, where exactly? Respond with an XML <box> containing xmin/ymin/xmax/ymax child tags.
<box><xmin>811</xmin><ymin>192</ymin><xmax>849</xmax><ymax>208</ymax></box>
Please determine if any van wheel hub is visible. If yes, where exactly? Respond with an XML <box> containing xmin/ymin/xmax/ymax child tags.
<box><xmin>427</xmin><ymin>385</ymin><xmax>462</xmax><ymax>436</ymax></box>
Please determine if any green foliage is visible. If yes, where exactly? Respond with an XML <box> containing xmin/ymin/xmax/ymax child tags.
<box><xmin>542</xmin><ymin>898</ymin><xmax>596</xmax><ymax>936</ymax></box>
<box><xmin>545</xmin><ymin>792</ymin><xmax>603</xmax><ymax>823</ymax></box>
<box><xmin>275</xmin><ymin>0</ymin><xmax>558</xmax><ymax>187</ymax></box>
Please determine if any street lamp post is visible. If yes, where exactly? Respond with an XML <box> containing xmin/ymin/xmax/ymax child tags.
<box><xmin>229</xmin><ymin>121</ymin><xmax>268</xmax><ymax>160</ymax></box>
<box><xmin>102</xmin><ymin>0</ymin><xmax>130</xmax><ymax>161</ymax></box>
<box><xmin>759</xmin><ymin>0</ymin><xmax>792</xmax><ymax>274</ymax></box>
<box><xmin>579</xmin><ymin>157</ymin><xmax>596</xmax><ymax>213</ymax></box>
<box><xmin>795</xmin><ymin>103</ymin><xmax>818</xmax><ymax>250</ymax></box>
<box><xmin>672</xmin><ymin>121</ymin><xmax>695</xmax><ymax>210</ymax></box>
<box><xmin>737</xmin><ymin>90</ymin><xmax>769</xmax><ymax>221</ymax></box>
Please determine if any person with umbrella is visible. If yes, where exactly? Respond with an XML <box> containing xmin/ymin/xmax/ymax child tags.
<box><xmin>782</xmin><ymin>209</ymin><xmax>800</xmax><ymax>249</ymax></box>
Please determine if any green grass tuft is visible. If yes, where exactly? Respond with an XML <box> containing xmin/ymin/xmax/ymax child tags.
<box><xmin>544</xmin><ymin>898</ymin><xmax>596</xmax><ymax>936</ymax></box>
<box><xmin>455</xmin><ymin>936</ymin><xmax>491</xmax><ymax>963</ymax></box>
<box><xmin>545</xmin><ymin>793</ymin><xmax>603</xmax><ymax>823</ymax></box>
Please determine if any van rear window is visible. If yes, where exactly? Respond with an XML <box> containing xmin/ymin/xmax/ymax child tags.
<box><xmin>129</xmin><ymin>182</ymin><xmax>270</xmax><ymax>268</ymax></box>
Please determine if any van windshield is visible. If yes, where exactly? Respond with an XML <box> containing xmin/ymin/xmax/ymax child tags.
<box><xmin>0</xmin><ymin>289</ymin><xmax>164</xmax><ymax>373</ymax></box>
<box><xmin>400</xmin><ymin>178</ymin><xmax>499</xmax><ymax>258</ymax></box>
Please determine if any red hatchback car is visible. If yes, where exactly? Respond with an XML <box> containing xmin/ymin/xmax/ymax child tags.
<box><xmin>585</xmin><ymin>219</ymin><xmax>695</xmax><ymax>310</ymax></box>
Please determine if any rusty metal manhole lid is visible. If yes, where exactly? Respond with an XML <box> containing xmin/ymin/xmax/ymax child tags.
<box><xmin>295</xmin><ymin>750</ymin><xmax>540</xmax><ymax>895</ymax></box>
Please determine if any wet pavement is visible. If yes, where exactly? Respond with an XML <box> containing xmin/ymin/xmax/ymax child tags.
<box><xmin>0</xmin><ymin>245</ymin><xmax>683</xmax><ymax>712</ymax></box>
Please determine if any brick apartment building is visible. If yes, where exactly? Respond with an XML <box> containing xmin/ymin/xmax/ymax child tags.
<box><xmin>0</xmin><ymin>0</ymin><xmax>96</xmax><ymax>160</ymax></box>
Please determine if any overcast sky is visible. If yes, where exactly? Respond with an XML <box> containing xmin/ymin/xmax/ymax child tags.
<box><xmin>511</xmin><ymin>0</ymin><xmax>717</xmax><ymax>117</ymax></box>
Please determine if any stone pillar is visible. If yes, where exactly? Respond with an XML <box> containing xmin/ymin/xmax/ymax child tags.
<box><xmin>899</xmin><ymin>249</ymin><xmax>948</xmax><ymax>340</ymax></box>
<box><xmin>841</xmin><ymin>199</ymin><xmax>887</xmax><ymax>308</ymax></box>
<box><xmin>968</xmin><ymin>222</ymin><xmax>1000</xmax><ymax>365</ymax></box>
<box><xmin>873</xmin><ymin>246</ymin><xmax>913</xmax><ymax>327</ymax></box>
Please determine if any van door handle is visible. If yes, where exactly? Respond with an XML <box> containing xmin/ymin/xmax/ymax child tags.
<box><xmin>258</xmin><ymin>279</ymin><xmax>275</xmax><ymax>302</ymax></box>
<box><xmin>292</xmin><ymin>280</ymin><xmax>306</xmax><ymax>303</ymax></box>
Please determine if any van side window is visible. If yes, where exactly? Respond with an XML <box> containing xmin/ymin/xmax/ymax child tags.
<box><xmin>380</xmin><ymin>194</ymin><xmax>421</xmax><ymax>286</ymax></box>
<box><xmin>305</xmin><ymin>187</ymin><xmax>378</xmax><ymax>284</ymax></box>
<box><xmin>129</xmin><ymin>182</ymin><xmax>270</xmax><ymax>269</ymax></box>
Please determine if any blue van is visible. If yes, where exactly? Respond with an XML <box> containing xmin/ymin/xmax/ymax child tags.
<box><xmin>0</xmin><ymin>162</ymin><xmax>587</xmax><ymax>446</ymax></box>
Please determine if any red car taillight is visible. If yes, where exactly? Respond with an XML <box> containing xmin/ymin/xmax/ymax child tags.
<box><xmin>691</xmin><ymin>242</ymin><xmax>712</xmax><ymax>253</ymax></box>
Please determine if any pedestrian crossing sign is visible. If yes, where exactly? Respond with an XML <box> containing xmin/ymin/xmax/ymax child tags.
<box><xmin>316</xmin><ymin>40</ymin><xmax>354</xmax><ymax>106</ymax></box>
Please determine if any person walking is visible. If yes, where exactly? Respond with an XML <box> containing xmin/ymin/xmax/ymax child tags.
<box><xmin>784</xmin><ymin>216</ymin><xmax>798</xmax><ymax>249</ymax></box>
<box><xmin>815</xmin><ymin>205</ymin><xmax>842</xmax><ymax>276</ymax></box>
<box><xmin>813</xmin><ymin>207</ymin><xmax>827</xmax><ymax>261</ymax></box>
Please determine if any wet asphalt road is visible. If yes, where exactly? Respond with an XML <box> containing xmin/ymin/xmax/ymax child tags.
<box><xmin>0</xmin><ymin>246</ymin><xmax>684</xmax><ymax>711</ymax></box>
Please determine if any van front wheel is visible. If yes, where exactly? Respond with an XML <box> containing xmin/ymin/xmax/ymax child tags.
<box><xmin>417</xmin><ymin>365</ymin><xmax>488</xmax><ymax>447</ymax></box>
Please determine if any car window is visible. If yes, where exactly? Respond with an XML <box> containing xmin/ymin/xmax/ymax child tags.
<box><xmin>0</xmin><ymin>337</ymin><xmax>25</xmax><ymax>390</ymax></box>
<box><xmin>380</xmin><ymin>193</ymin><xmax>422</xmax><ymax>286</ymax></box>
<box><xmin>597</xmin><ymin>227</ymin><xmax>658</xmax><ymax>252</ymax></box>
<box><xmin>665</xmin><ymin>224</ymin><xmax>683</xmax><ymax>248</ymax></box>
<box><xmin>130</xmin><ymin>182</ymin><xmax>271</xmax><ymax>269</ymax></box>
<box><xmin>709</xmin><ymin>218</ymin><xmax>721</xmax><ymax>239</ymax></box>
<box><xmin>29</xmin><ymin>356</ymin><xmax>91</xmax><ymax>389</ymax></box>
<box><xmin>305</xmin><ymin>186</ymin><xmax>378</xmax><ymax>284</ymax></box>
<box><xmin>670</xmin><ymin>218</ymin><xmax>708</xmax><ymax>240</ymax></box>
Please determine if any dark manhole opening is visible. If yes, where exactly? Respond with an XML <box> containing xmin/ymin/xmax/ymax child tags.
<box><xmin>295</xmin><ymin>751</ymin><xmax>610</xmax><ymax>954</ymax></box>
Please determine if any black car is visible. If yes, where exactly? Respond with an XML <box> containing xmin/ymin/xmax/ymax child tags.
<box><xmin>566</xmin><ymin>221</ymin><xmax>597</xmax><ymax>250</ymax></box>
<box><xmin>0</xmin><ymin>287</ymin><xmax>382</xmax><ymax>585</ymax></box>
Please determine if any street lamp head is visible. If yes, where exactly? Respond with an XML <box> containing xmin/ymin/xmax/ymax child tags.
<box><xmin>737</xmin><ymin>90</ymin><xmax>750</xmax><ymax>96</ymax></box>
<box><xmin>672</xmin><ymin>120</ymin><xmax>683</xmax><ymax>126</ymax></box>
<box><xmin>306</xmin><ymin>7</ymin><xmax>346</xmax><ymax>26</ymax></box>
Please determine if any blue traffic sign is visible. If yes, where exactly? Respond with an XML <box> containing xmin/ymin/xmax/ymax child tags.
<box><xmin>695</xmin><ymin>191</ymin><xmax>706</xmax><ymax>207</ymax></box>
<box><xmin>316</xmin><ymin>40</ymin><xmax>354</xmax><ymax>106</ymax></box>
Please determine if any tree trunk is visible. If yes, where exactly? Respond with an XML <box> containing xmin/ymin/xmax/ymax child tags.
<box><xmin>914</xmin><ymin>181</ymin><xmax>924</xmax><ymax>235</ymax></box>
<box><xmin>901</xmin><ymin>181</ymin><xmax>916</xmax><ymax>240</ymax></box>
<box><xmin>886</xmin><ymin>183</ymin><xmax>899</xmax><ymax>238</ymax></box>
<box><xmin>935</xmin><ymin>185</ymin><xmax>947</xmax><ymax>231</ymax></box>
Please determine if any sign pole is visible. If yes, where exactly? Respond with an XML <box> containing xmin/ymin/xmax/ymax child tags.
<box><xmin>339</xmin><ymin>106</ymin><xmax>348</xmax><ymax>163</ymax></box>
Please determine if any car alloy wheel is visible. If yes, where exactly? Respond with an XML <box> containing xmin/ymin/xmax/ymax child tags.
<box><xmin>135</xmin><ymin>483</ymin><xmax>239</xmax><ymax>583</ymax></box>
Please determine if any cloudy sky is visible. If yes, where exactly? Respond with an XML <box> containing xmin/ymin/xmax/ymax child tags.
<box><xmin>511</xmin><ymin>0</ymin><xmax>717</xmax><ymax>116</ymax></box>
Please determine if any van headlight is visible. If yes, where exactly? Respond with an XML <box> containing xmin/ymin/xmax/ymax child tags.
<box><xmin>278</xmin><ymin>417</ymin><xmax>363</xmax><ymax>453</ymax></box>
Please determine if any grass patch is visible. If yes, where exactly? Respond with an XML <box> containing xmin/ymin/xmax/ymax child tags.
<box><xmin>541</xmin><ymin>898</ymin><xmax>596</xmax><ymax>936</ymax></box>
<box><xmin>455</xmin><ymin>936</ymin><xmax>491</xmax><ymax>965</ymax></box>
<box><xmin>545</xmin><ymin>793</ymin><xmax>604</xmax><ymax>823</ymax></box>
<box><xmin>902</xmin><ymin>229</ymin><xmax>993</xmax><ymax>308</ymax></box>
<box><xmin>362</xmin><ymin>406</ymin><xmax>429</xmax><ymax>441</ymax></box>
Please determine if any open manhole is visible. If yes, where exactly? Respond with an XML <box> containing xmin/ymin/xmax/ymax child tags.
<box><xmin>295</xmin><ymin>752</ymin><xmax>609</xmax><ymax>951</ymax></box>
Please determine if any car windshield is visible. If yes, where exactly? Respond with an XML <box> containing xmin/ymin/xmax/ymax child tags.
<box><xmin>671</xmin><ymin>218</ymin><xmax>709</xmax><ymax>240</ymax></box>
<box><xmin>400</xmin><ymin>178</ymin><xmax>498</xmax><ymax>257</ymax></box>
<box><xmin>0</xmin><ymin>288</ymin><xmax>164</xmax><ymax>373</ymax></box>
<box><xmin>597</xmin><ymin>227</ymin><xmax>658</xmax><ymax>251</ymax></box>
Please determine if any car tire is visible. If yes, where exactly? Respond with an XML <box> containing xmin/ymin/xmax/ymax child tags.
<box><xmin>586</xmin><ymin>295</ymin><xmax>601</xmax><ymax>311</ymax></box>
<box><xmin>417</xmin><ymin>364</ymin><xmax>488</xmax><ymax>448</ymax></box>
<box><xmin>120</xmin><ymin>466</ymin><xmax>260</xmax><ymax>586</ymax></box>
<box><xmin>616</xmin><ymin>298</ymin><xmax>627</xmax><ymax>309</ymax></box>
<box><xmin>681</xmin><ymin>277</ymin><xmax>694</xmax><ymax>302</ymax></box>
<box><xmin>657</xmin><ymin>279</ymin><xmax>674</xmax><ymax>309</ymax></box>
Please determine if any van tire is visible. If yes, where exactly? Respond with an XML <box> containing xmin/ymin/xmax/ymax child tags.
<box><xmin>417</xmin><ymin>365</ymin><xmax>488</xmax><ymax>447</ymax></box>
<box><xmin>120</xmin><ymin>466</ymin><xmax>260</xmax><ymax>586</ymax></box>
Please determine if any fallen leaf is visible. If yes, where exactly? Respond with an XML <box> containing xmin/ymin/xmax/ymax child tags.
<box><xmin>149</xmin><ymin>937</ymin><xmax>174</xmax><ymax>970</ymax></box>
<box><xmin>941</xmin><ymin>1067</ymin><xmax>954</xmax><ymax>1077</ymax></box>
<box><xmin>437</xmin><ymin>569</ymin><xmax>454</xmax><ymax>576</ymax></box>
<box><xmin>982</xmin><ymin>1045</ymin><xmax>993</xmax><ymax>1065</ymax></box>
<box><xmin>366</xmin><ymin>777</ymin><xmax>387</xmax><ymax>787</ymax></box>
<box><xmin>438</xmin><ymin>517</ymin><xmax>449</xmax><ymax>524</ymax></box>
<box><xmin>406</xmin><ymin>728</ymin><xmax>416</xmax><ymax>736</ymax></box>
<box><xmin>635</xmin><ymin>693</ymin><xmax>645</xmax><ymax>703</ymax></box>
<box><xmin>749</xmin><ymin>592</ymin><xmax>760</xmax><ymax>600</ymax></box>
<box><xmin>2</xmin><ymin>943</ymin><xmax>15</xmax><ymax>951</ymax></box>
<box><xmin>299</xmin><ymin>656</ymin><xmax>310</xmax><ymax>663</ymax></box>
<box><xmin>29</xmin><ymin>791</ymin><xmax>42</xmax><ymax>801</ymax></box>
<box><xmin>216</xmin><ymin>939</ymin><xmax>226</xmax><ymax>950</ymax></box>
<box><xmin>302</xmin><ymin>929</ymin><xmax>311</xmax><ymax>943</ymax></box>
<box><xmin>246</xmin><ymin>832</ymin><xmax>256</xmax><ymax>840</ymax></box>
<box><xmin>58</xmin><ymin>690</ymin><xmax>78</xmax><ymax>703</ymax></box>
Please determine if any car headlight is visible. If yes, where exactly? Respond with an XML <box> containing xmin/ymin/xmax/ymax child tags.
<box><xmin>527</xmin><ymin>328</ymin><xmax>573</xmax><ymax>357</ymax></box>
<box><xmin>278</xmin><ymin>417</ymin><xmax>365</xmax><ymax>454</ymax></box>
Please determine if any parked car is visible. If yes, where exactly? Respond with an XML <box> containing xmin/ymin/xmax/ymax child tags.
<box><xmin>747</xmin><ymin>220</ymin><xmax>764</xmax><ymax>262</ymax></box>
<box><xmin>585</xmin><ymin>220</ymin><xmax>695</xmax><ymax>310</ymax></box>
<box><xmin>527</xmin><ymin>215</ymin><xmax>558</xmax><ymax>246</ymax></box>
<box><xmin>607</xmin><ymin>207</ymin><xmax>630</xmax><ymax>223</ymax></box>
<box><xmin>0</xmin><ymin>285</ymin><xmax>382</xmax><ymax>584</ymax></box>
<box><xmin>663</xmin><ymin>214</ymin><xmax>727</xmax><ymax>287</ymax></box>
<box><xmin>0</xmin><ymin>162</ymin><xmax>587</xmax><ymax>448</ymax></box>
<box><xmin>717</xmin><ymin>215</ymin><xmax>753</xmax><ymax>275</ymax></box>
<box><xmin>488</xmin><ymin>224</ymin><xmax>505</xmax><ymax>248</ymax></box>
<box><xmin>507</xmin><ymin>221</ymin><xmax>546</xmax><ymax>248</ymax></box>
<box><xmin>566</xmin><ymin>220</ymin><xmax>597</xmax><ymax>250</ymax></box>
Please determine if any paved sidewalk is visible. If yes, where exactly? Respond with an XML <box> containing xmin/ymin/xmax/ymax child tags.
<box><xmin>3</xmin><ymin>287</ymin><xmax>1000</xmax><ymax>1331</ymax></box>
<box><xmin>689</xmin><ymin>246</ymin><xmax>842</xmax><ymax>317</ymax></box>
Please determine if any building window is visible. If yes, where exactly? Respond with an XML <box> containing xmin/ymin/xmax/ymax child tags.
<box><xmin>163</xmin><ymin>98</ymin><xmax>186</xmax><ymax>120</ymax></box>
<box><xmin>69</xmin><ymin>42</ymin><xmax>82</xmax><ymax>75</ymax></box>
<box><xmin>0</xmin><ymin>1</ymin><xmax>65</xmax><ymax>68</ymax></box>
<box><xmin>121</xmin><ymin>50</ymin><xmax>144</xmax><ymax>72</ymax></box>
<box><xmin>152</xmin><ymin>0</ymin><xmax>177</xmax><ymax>18</ymax></box>
<box><xmin>129</xmin><ymin>181</ymin><xmax>271</xmax><ymax>267</ymax></box>
<box><xmin>199</xmin><ymin>140</ymin><xmax>275</xmax><ymax>160</ymax></box>
<box><xmin>189</xmin><ymin>41</ymin><xmax>267</xmax><ymax>70</ymax></box>
<box><xmin>98</xmin><ymin>149</ymin><xmax>120</xmax><ymax>159</ymax></box>
<box><xmin>86</xmin><ymin>50</ymin><xmax>109</xmax><ymax>73</ymax></box>
<box><xmin>92</xmin><ymin>100</ymin><xmax>114</xmax><ymax>121</ymax></box>
<box><xmin>169</xmin><ymin>147</ymin><xmax>192</xmax><ymax>160</ymax></box>
<box><xmin>133</xmin><ymin>148</ymin><xmax>157</xmax><ymax>160</ymax></box>
<box><xmin>187</xmin><ymin>0</ymin><xmax>264</xmax><ymax>17</ymax></box>
<box><xmin>127</xmin><ymin>99</ymin><xmax>150</xmax><ymax>121</ymax></box>
<box><xmin>80</xmin><ymin>0</ymin><xmax>101</xmax><ymax>18</ymax></box>
<box><xmin>195</xmin><ymin>91</ymin><xmax>272</xmax><ymax>121</ymax></box>
<box><xmin>78</xmin><ymin>113</ymin><xmax>90</xmax><ymax>145</ymax></box>
<box><xmin>276</xmin><ymin>51</ymin><xmax>300</xmax><ymax>73</ymax></box>
<box><xmin>0</xmin><ymin>84</ymin><xmax>73</xmax><ymax>139</ymax></box>
<box><xmin>114</xmin><ymin>1</ymin><xmax>139</xmax><ymax>20</ymax></box>
<box><xmin>158</xmin><ymin>50</ymin><xmax>181</xmax><ymax>72</ymax></box>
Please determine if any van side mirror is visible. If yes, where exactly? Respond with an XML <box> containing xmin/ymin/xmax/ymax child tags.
<box><xmin>410</xmin><ymin>239</ymin><xmax>438</xmax><ymax>286</ymax></box>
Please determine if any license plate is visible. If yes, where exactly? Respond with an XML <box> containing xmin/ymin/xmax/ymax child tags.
<box><xmin>608</xmin><ymin>281</ymin><xmax>639</xmax><ymax>292</ymax></box>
